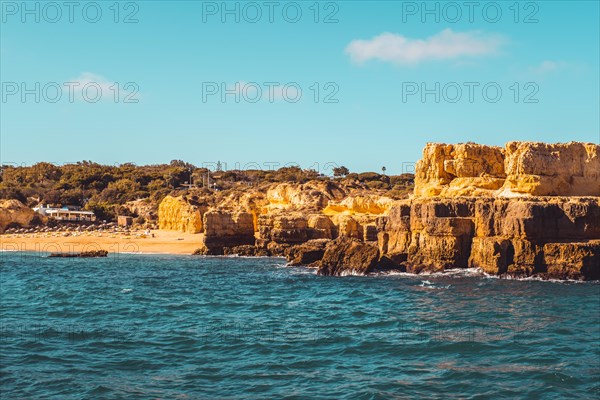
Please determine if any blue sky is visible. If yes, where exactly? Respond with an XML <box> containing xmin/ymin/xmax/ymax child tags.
<box><xmin>1</xmin><ymin>0</ymin><xmax>599</xmax><ymax>174</ymax></box>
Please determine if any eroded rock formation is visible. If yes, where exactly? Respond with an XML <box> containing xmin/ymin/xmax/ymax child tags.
<box><xmin>378</xmin><ymin>197</ymin><xmax>599</xmax><ymax>280</ymax></box>
<box><xmin>158</xmin><ymin>196</ymin><xmax>205</xmax><ymax>233</ymax></box>
<box><xmin>317</xmin><ymin>237</ymin><xmax>380</xmax><ymax>276</ymax></box>
<box><xmin>0</xmin><ymin>200</ymin><xmax>39</xmax><ymax>233</ymax></box>
<box><xmin>500</xmin><ymin>141</ymin><xmax>600</xmax><ymax>196</ymax></box>
<box><xmin>414</xmin><ymin>141</ymin><xmax>599</xmax><ymax>197</ymax></box>
<box><xmin>202</xmin><ymin>210</ymin><xmax>255</xmax><ymax>255</ymax></box>
<box><xmin>414</xmin><ymin>143</ymin><xmax>506</xmax><ymax>197</ymax></box>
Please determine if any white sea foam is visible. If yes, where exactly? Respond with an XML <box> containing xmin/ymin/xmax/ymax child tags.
<box><xmin>495</xmin><ymin>274</ymin><xmax>589</xmax><ymax>284</ymax></box>
<box><xmin>339</xmin><ymin>270</ymin><xmax>365</xmax><ymax>277</ymax></box>
<box><xmin>374</xmin><ymin>267</ymin><xmax>484</xmax><ymax>278</ymax></box>
<box><xmin>372</xmin><ymin>271</ymin><xmax>418</xmax><ymax>277</ymax></box>
<box><xmin>418</xmin><ymin>280</ymin><xmax>451</xmax><ymax>289</ymax></box>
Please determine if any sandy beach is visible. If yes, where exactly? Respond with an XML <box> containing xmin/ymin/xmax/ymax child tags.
<box><xmin>0</xmin><ymin>230</ymin><xmax>203</xmax><ymax>255</ymax></box>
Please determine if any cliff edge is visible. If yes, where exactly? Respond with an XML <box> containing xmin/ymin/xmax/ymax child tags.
<box><xmin>158</xmin><ymin>141</ymin><xmax>599</xmax><ymax>280</ymax></box>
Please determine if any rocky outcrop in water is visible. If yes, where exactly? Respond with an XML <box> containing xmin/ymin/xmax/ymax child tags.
<box><xmin>48</xmin><ymin>250</ymin><xmax>108</xmax><ymax>258</ymax></box>
<box><xmin>317</xmin><ymin>237</ymin><xmax>380</xmax><ymax>276</ymax></box>
<box><xmin>379</xmin><ymin>196</ymin><xmax>600</xmax><ymax>280</ymax></box>
<box><xmin>285</xmin><ymin>239</ymin><xmax>330</xmax><ymax>266</ymax></box>
<box><xmin>377</xmin><ymin>141</ymin><xmax>599</xmax><ymax>280</ymax></box>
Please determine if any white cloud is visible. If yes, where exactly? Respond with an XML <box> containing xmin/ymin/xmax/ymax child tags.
<box><xmin>68</xmin><ymin>72</ymin><xmax>115</xmax><ymax>94</ymax></box>
<box><xmin>530</xmin><ymin>60</ymin><xmax>570</xmax><ymax>75</ymax></box>
<box><xmin>345</xmin><ymin>29</ymin><xmax>504</xmax><ymax>66</ymax></box>
<box><xmin>66</xmin><ymin>72</ymin><xmax>140</xmax><ymax>102</ymax></box>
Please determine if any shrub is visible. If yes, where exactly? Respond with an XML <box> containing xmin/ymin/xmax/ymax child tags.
<box><xmin>357</xmin><ymin>172</ymin><xmax>382</xmax><ymax>182</ymax></box>
<box><xmin>0</xmin><ymin>187</ymin><xmax>27</xmax><ymax>203</ymax></box>
<box><xmin>366</xmin><ymin>181</ymin><xmax>389</xmax><ymax>190</ymax></box>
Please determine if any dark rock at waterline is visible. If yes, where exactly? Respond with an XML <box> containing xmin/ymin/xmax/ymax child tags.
<box><xmin>48</xmin><ymin>250</ymin><xmax>108</xmax><ymax>258</ymax></box>
<box><xmin>224</xmin><ymin>245</ymin><xmax>269</xmax><ymax>257</ymax></box>
<box><xmin>285</xmin><ymin>239</ymin><xmax>329</xmax><ymax>267</ymax></box>
<box><xmin>317</xmin><ymin>237</ymin><xmax>380</xmax><ymax>276</ymax></box>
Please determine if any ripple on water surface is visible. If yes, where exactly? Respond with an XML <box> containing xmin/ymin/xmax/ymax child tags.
<box><xmin>1</xmin><ymin>253</ymin><xmax>599</xmax><ymax>399</ymax></box>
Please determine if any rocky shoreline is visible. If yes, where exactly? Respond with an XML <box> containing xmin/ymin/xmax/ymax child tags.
<box><xmin>187</xmin><ymin>142</ymin><xmax>600</xmax><ymax>280</ymax></box>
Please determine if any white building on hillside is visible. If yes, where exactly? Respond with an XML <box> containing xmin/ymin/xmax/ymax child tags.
<box><xmin>33</xmin><ymin>205</ymin><xmax>96</xmax><ymax>222</ymax></box>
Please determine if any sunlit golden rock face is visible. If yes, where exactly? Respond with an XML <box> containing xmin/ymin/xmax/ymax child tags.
<box><xmin>499</xmin><ymin>141</ymin><xmax>600</xmax><ymax>197</ymax></box>
<box><xmin>266</xmin><ymin>181</ymin><xmax>346</xmax><ymax>210</ymax></box>
<box><xmin>323</xmin><ymin>195</ymin><xmax>393</xmax><ymax>215</ymax></box>
<box><xmin>382</xmin><ymin>140</ymin><xmax>600</xmax><ymax>279</ymax></box>
<box><xmin>414</xmin><ymin>141</ymin><xmax>599</xmax><ymax>198</ymax></box>
<box><xmin>158</xmin><ymin>178</ymin><xmax>395</xmax><ymax>242</ymax></box>
<box><xmin>158</xmin><ymin>196</ymin><xmax>204</xmax><ymax>234</ymax></box>
<box><xmin>414</xmin><ymin>143</ymin><xmax>506</xmax><ymax>197</ymax></box>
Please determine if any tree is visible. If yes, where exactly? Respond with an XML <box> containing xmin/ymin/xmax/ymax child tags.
<box><xmin>170</xmin><ymin>160</ymin><xmax>195</xmax><ymax>170</ymax></box>
<box><xmin>31</xmin><ymin>162</ymin><xmax>61</xmax><ymax>184</ymax></box>
<box><xmin>333</xmin><ymin>166</ymin><xmax>349</xmax><ymax>177</ymax></box>
<box><xmin>0</xmin><ymin>187</ymin><xmax>26</xmax><ymax>203</ymax></box>
<box><xmin>382</xmin><ymin>166</ymin><xmax>387</xmax><ymax>175</ymax></box>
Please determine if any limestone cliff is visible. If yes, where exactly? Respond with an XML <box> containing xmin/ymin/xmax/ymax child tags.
<box><xmin>217</xmin><ymin>191</ymin><xmax>269</xmax><ymax>232</ymax></box>
<box><xmin>0</xmin><ymin>200</ymin><xmax>38</xmax><ymax>233</ymax></box>
<box><xmin>414</xmin><ymin>143</ymin><xmax>506</xmax><ymax>197</ymax></box>
<box><xmin>123</xmin><ymin>199</ymin><xmax>157</xmax><ymax>222</ymax></box>
<box><xmin>160</xmin><ymin>179</ymin><xmax>393</xmax><ymax>253</ymax></box>
<box><xmin>169</xmin><ymin>140</ymin><xmax>599</xmax><ymax>280</ymax></box>
<box><xmin>500</xmin><ymin>141</ymin><xmax>600</xmax><ymax>196</ymax></box>
<box><xmin>202</xmin><ymin>210</ymin><xmax>255</xmax><ymax>254</ymax></box>
<box><xmin>383</xmin><ymin>140</ymin><xmax>599</xmax><ymax>279</ymax></box>
<box><xmin>266</xmin><ymin>181</ymin><xmax>346</xmax><ymax>211</ymax></box>
<box><xmin>158</xmin><ymin>196</ymin><xmax>205</xmax><ymax>233</ymax></box>
<box><xmin>323</xmin><ymin>195</ymin><xmax>393</xmax><ymax>215</ymax></box>
<box><xmin>414</xmin><ymin>141</ymin><xmax>599</xmax><ymax>197</ymax></box>
<box><xmin>379</xmin><ymin>197</ymin><xmax>599</xmax><ymax>279</ymax></box>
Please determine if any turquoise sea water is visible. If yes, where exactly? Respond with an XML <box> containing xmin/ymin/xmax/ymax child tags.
<box><xmin>1</xmin><ymin>252</ymin><xmax>599</xmax><ymax>399</ymax></box>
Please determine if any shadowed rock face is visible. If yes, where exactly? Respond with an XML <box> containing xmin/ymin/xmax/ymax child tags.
<box><xmin>285</xmin><ymin>239</ymin><xmax>330</xmax><ymax>266</ymax></box>
<box><xmin>379</xmin><ymin>197</ymin><xmax>600</xmax><ymax>280</ymax></box>
<box><xmin>202</xmin><ymin>211</ymin><xmax>255</xmax><ymax>255</ymax></box>
<box><xmin>0</xmin><ymin>200</ymin><xmax>38</xmax><ymax>233</ymax></box>
<box><xmin>317</xmin><ymin>237</ymin><xmax>380</xmax><ymax>276</ymax></box>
